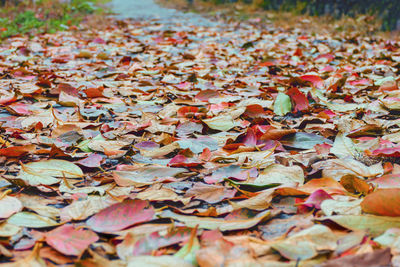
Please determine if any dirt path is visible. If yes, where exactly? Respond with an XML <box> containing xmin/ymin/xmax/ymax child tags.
<box><xmin>110</xmin><ymin>0</ymin><xmax>214</xmax><ymax>26</ymax></box>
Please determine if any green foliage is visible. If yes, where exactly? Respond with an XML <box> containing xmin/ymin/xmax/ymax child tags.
<box><xmin>0</xmin><ymin>0</ymin><xmax>105</xmax><ymax>38</ymax></box>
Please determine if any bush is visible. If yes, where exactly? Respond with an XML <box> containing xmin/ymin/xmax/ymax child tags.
<box><xmin>0</xmin><ymin>0</ymin><xmax>105</xmax><ymax>38</ymax></box>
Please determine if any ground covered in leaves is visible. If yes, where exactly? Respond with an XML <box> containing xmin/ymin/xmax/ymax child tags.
<box><xmin>2</xmin><ymin>5</ymin><xmax>400</xmax><ymax>266</ymax></box>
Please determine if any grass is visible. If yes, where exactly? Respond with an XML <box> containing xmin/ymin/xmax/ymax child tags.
<box><xmin>0</xmin><ymin>0</ymin><xmax>108</xmax><ymax>39</ymax></box>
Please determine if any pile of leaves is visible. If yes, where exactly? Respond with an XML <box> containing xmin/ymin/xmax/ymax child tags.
<box><xmin>2</xmin><ymin>10</ymin><xmax>400</xmax><ymax>266</ymax></box>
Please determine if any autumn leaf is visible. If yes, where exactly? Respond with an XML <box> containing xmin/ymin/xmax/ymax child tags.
<box><xmin>45</xmin><ymin>224</ymin><xmax>98</xmax><ymax>256</ymax></box>
<box><xmin>0</xmin><ymin>196</ymin><xmax>23</xmax><ymax>219</ymax></box>
<box><xmin>361</xmin><ymin>188</ymin><xmax>400</xmax><ymax>216</ymax></box>
<box><xmin>273</xmin><ymin>92</ymin><xmax>292</xmax><ymax>116</ymax></box>
<box><xmin>87</xmin><ymin>199</ymin><xmax>155</xmax><ymax>232</ymax></box>
<box><xmin>16</xmin><ymin>159</ymin><xmax>83</xmax><ymax>186</ymax></box>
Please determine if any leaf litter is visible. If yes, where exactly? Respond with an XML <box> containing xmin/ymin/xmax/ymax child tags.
<box><xmin>0</xmin><ymin>5</ymin><xmax>400</xmax><ymax>267</ymax></box>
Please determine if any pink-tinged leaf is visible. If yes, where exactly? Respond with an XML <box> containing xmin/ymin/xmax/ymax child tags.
<box><xmin>372</xmin><ymin>145</ymin><xmax>400</xmax><ymax>157</ymax></box>
<box><xmin>200</xmin><ymin>229</ymin><xmax>223</xmax><ymax>243</ymax></box>
<box><xmin>318</xmin><ymin>109</ymin><xmax>336</xmax><ymax>119</ymax></box>
<box><xmin>287</xmin><ymin>87</ymin><xmax>309</xmax><ymax>112</ymax></box>
<box><xmin>45</xmin><ymin>224</ymin><xmax>98</xmax><ymax>256</ymax></box>
<box><xmin>209</xmin><ymin>102</ymin><xmax>230</xmax><ymax>112</ymax></box>
<box><xmin>243</xmin><ymin>128</ymin><xmax>257</xmax><ymax>146</ymax></box>
<box><xmin>92</xmin><ymin>37</ymin><xmax>106</xmax><ymax>44</ymax></box>
<box><xmin>315</xmin><ymin>53</ymin><xmax>334</xmax><ymax>62</ymax></box>
<box><xmin>132</xmin><ymin>227</ymin><xmax>192</xmax><ymax>255</ymax></box>
<box><xmin>195</xmin><ymin>90</ymin><xmax>220</xmax><ymax>101</ymax></box>
<box><xmin>300</xmin><ymin>75</ymin><xmax>324</xmax><ymax>88</ymax></box>
<box><xmin>302</xmin><ymin>189</ymin><xmax>333</xmax><ymax>209</ymax></box>
<box><xmin>371</xmin><ymin>174</ymin><xmax>400</xmax><ymax>188</ymax></box>
<box><xmin>348</xmin><ymin>78</ymin><xmax>370</xmax><ymax>86</ymax></box>
<box><xmin>86</xmin><ymin>199</ymin><xmax>154</xmax><ymax>232</ymax></box>
<box><xmin>314</xmin><ymin>143</ymin><xmax>332</xmax><ymax>156</ymax></box>
<box><xmin>225</xmin><ymin>209</ymin><xmax>254</xmax><ymax>220</ymax></box>
<box><xmin>75</xmin><ymin>153</ymin><xmax>103</xmax><ymax>168</ymax></box>
<box><xmin>184</xmin><ymin>183</ymin><xmax>237</xmax><ymax>204</ymax></box>
<box><xmin>134</xmin><ymin>141</ymin><xmax>160</xmax><ymax>151</ymax></box>
<box><xmin>168</xmin><ymin>154</ymin><xmax>201</xmax><ymax>167</ymax></box>
<box><xmin>0</xmin><ymin>196</ymin><xmax>23</xmax><ymax>218</ymax></box>
<box><xmin>6</xmin><ymin>103</ymin><xmax>32</xmax><ymax>115</ymax></box>
<box><xmin>0</xmin><ymin>95</ymin><xmax>17</xmax><ymax>105</ymax></box>
<box><xmin>205</xmin><ymin>165</ymin><xmax>258</xmax><ymax>184</ymax></box>
<box><xmin>320</xmin><ymin>65</ymin><xmax>335</xmax><ymax>72</ymax></box>
<box><xmin>199</xmin><ymin>147</ymin><xmax>211</xmax><ymax>161</ymax></box>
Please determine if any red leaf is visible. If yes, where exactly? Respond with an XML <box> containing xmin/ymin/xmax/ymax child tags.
<box><xmin>287</xmin><ymin>87</ymin><xmax>309</xmax><ymax>112</ymax></box>
<box><xmin>372</xmin><ymin>145</ymin><xmax>400</xmax><ymax>157</ymax></box>
<box><xmin>302</xmin><ymin>189</ymin><xmax>332</xmax><ymax>209</ymax></box>
<box><xmin>75</xmin><ymin>153</ymin><xmax>103</xmax><ymax>168</ymax></box>
<box><xmin>6</xmin><ymin>103</ymin><xmax>32</xmax><ymax>115</ymax></box>
<box><xmin>45</xmin><ymin>224</ymin><xmax>98</xmax><ymax>256</ymax></box>
<box><xmin>0</xmin><ymin>144</ymin><xmax>36</xmax><ymax>157</ymax></box>
<box><xmin>195</xmin><ymin>90</ymin><xmax>220</xmax><ymax>101</ymax></box>
<box><xmin>177</xmin><ymin>106</ymin><xmax>199</xmax><ymax>118</ymax></box>
<box><xmin>86</xmin><ymin>199</ymin><xmax>154</xmax><ymax>232</ymax></box>
<box><xmin>243</xmin><ymin>104</ymin><xmax>265</xmax><ymax>118</ymax></box>
<box><xmin>167</xmin><ymin>154</ymin><xmax>201</xmax><ymax>167</ymax></box>
<box><xmin>300</xmin><ymin>75</ymin><xmax>324</xmax><ymax>88</ymax></box>
<box><xmin>132</xmin><ymin>227</ymin><xmax>192</xmax><ymax>255</ymax></box>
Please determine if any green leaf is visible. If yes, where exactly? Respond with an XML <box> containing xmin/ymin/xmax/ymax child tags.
<box><xmin>17</xmin><ymin>159</ymin><xmax>83</xmax><ymax>186</ymax></box>
<box><xmin>202</xmin><ymin>115</ymin><xmax>237</xmax><ymax>131</ymax></box>
<box><xmin>273</xmin><ymin>92</ymin><xmax>292</xmax><ymax>116</ymax></box>
<box><xmin>175</xmin><ymin>237</ymin><xmax>200</xmax><ymax>266</ymax></box>
<box><xmin>77</xmin><ymin>134</ymin><xmax>105</xmax><ymax>152</ymax></box>
<box><xmin>8</xmin><ymin>212</ymin><xmax>59</xmax><ymax>228</ymax></box>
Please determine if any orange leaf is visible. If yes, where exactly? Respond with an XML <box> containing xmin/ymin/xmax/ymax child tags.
<box><xmin>361</xmin><ymin>188</ymin><xmax>400</xmax><ymax>216</ymax></box>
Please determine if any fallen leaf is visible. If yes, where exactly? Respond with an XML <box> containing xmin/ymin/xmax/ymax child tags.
<box><xmin>46</xmin><ymin>224</ymin><xmax>98</xmax><ymax>256</ymax></box>
<box><xmin>361</xmin><ymin>188</ymin><xmax>400</xmax><ymax>216</ymax></box>
<box><xmin>17</xmin><ymin>159</ymin><xmax>83</xmax><ymax>186</ymax></box>
<box><xmin>8</xmin><ymin>212</ymin><xmax>59</xmax><ymax>228</ymax></box>
<box><xmin>273</xmin><ymin>92</ymin><xmax>292</xmax><ymax>116</ymax></box>
<box><xmin>321</xmin><ymin>215</ymin><xmax>400</xmax><ymax>236</ymax></box>
<box><xmin>160</xmin><ymin>210</ymin><xmax>270</xmax><ymax>231</ymax></box>
<box><xmin>0</xmin><ymin>196</ymin><xmax>22</xmax><ymax>219</ymax></box>
<box><xmin>87</xmin><ymin>199</ymin><xmax>154</xmax><ymax>232</ymax></box>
